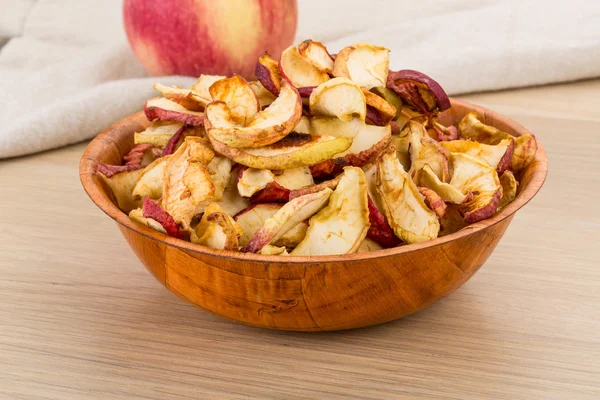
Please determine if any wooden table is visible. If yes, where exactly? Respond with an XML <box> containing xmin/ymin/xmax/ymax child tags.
<box><xmin>1</xmin><ymin>80</ymin><xmax>598</xmax><ymax>400</ymax></box>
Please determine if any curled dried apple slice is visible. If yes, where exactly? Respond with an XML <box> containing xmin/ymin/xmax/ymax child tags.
<box><xmin>387</xmin><ymin>70</ymin><xmax>451</xmax><ymax>115</ymax></box>
<box><xmin>309</xmin><ymin>77</ymin><xmax>366</xmax><ymax>122</ymax></box>
<box><xmin>162</xmin><ymin>137</ymin><xmax>215</xmax><ymax>229</ymax></box>
<box><xmin>153</xmin><ymin>83</ymin><xmax>207</xmax><ymax>111</ymax></box>
<box><xmin>237</xmin><ymin>168</ymin><xmax>275</xmax><ymax>197</ymax></box>
<box><xmin>205</xmin><ymin>166</ymin><xmax>250</xmax><ymax>216</ymax></box>
<box><xmin>242</xmin><ymin>188</ymin><xmax>333</xmax><ymax>253</ymax></box>
<box><xmin>132</xmin><ymin>156</ymin><xmax>169</xmax><ymax>200</ymax></box>
<box><xmin>191</xmin><ymin>74</ymin><xmax>226</xmax><ymax>100</ymax></box>
<box><xmin>429</xmin><ymin>122</ymin><xmax>459</xmax><ymax>142</ymax></box>
<box><xmin>259</xmin><ymin>245</ymin><xmax>289</xmax><ymax>256</ymax></box>
<box><xmin>376</xmin><ymin>147</ymin><xmax>440</xmax><ymax>243</ymax></box>
<box><xmin>498</xmin><ymin>170</ymin><xmax>518</xmax><ymax>208</ymax></box>
<box><xmin>439</xmin><ymin>205</ymin><xmax>468</xmax><ymax>237</ymax></box>
<box><xmin>362</xmin><ymin>87</ymin><xmax>397</xmax><ymax>125</ymax></box>
<box><xmin>255</xmin><ymin>51</ymin><xmax>283</xmax><ymax>95</ymax></box>
<box><xmin>234</xmin><ymin>203</ymin><xmax>308</xmax><ymax>247</ymax></box>
<box><xmin>134</xmin><ymin>121</ymin><xmax>184</xmax><ymax>148</ymax></box>
<box><xmin>210</xmin><ymin>132</ymin><xmax>352</xmax><ymax>170</ymax></box>
<box><xmin>209</xmin><ymin>75</ymin><xmax>260</xmax><ymax>125</ymax></box>
<box><xmin>440</xmin><ymin>138</ymin><xmax>514</xmax><ymax>174</ymax></box>
<box><xmin>195</xmin><ymin>202</ymin><xmax>243</xmax><ymax>238</ymax></box>
<box><xmin>248</xmin><ymin>80</ymin><xmax>277</xmax><ymax>108</ymax></box>
<box><xmin>333</xmin><ymin>43</ymin><xmax>390</xmax><ymax>89</ymax></box>
<box><xmin>309</xmin><ymin>116</ymin><xmax>364</xmax><ymax>137</ymax></box>
<box><xmin>98</xmin><ymin>168</ymin><xmax>143</xmax><ymax>213</ymax></box>
<box><xmin>141</xmin><ymin>197</ymin><xmax>184</xmax><ymax>239</ymax></box>
<box><xmin>370</xmin><ymin>86</ymin><xmax>403</xmax><ymax>118</ymax></box>
<box><xmin>205</xmin><ymin>80</ymin><xmax>302</xmax><ymax>148</ymax></box>
<box><xmin>448</xmin><ymin>153</ymin><xmax>502</xmax><ymax>223</ymax></box>
<box><xmin>419</xmin><ymin>187</ymin><xmax>447</xmax><ymax>218</ymax></box>
<box><xmin>288</xmin><ymin>174</ymin><xmax>342</xmax><ymax>200</ymax></box>
<box><xmin>160</xmin><ymin>125</ymin><xmax>186</xmax><ymax>156</ymax></box>
<box><xmin>297</xmin><ymin>39</ymin><xmax>334</xmax><ymax>74</ymax></box>
<box><xmin>310</xmin><ymin>122</ymin><xmax>391</xmax><ymax>178</ymax></box>
<box><xmin>248</xmin><ymin>168</ymin><xmax>313</xmax><ymax>204</ymax></box>
<box><xmin>193</xmin><ymin>212</ymin><xmax>240</xmax><ymax>250</ymax></box>
<box><xmin>417</xmin><ymin>164</ymin><xmax>470</xmax><ymax>204</ymax></box>
<box><xmin>129</xmin><ymin>207</ymin><xmax>167</xmax><ymax>235</ymax></box>
<box><xmin>292</xmin><ymin>167</ymin><xmax>370</xmax><ymax>255</ymax></box>
<box><xmin>458</xmin><ymin>112</ymin><xmax>537</xmax><ymax>171</ymax></box>
<box><xmin>367</xmin><ymin>195</ymin><xmax>400</xmax><ymax>248</ymax></box>
<box><xmin>144</xmin><ymin>97</ymin><xmax>205</xmax><ymax>126</ymax></box>
<box><xmin>280</xmin><ymin>45</ymin><xmax>330</xmax><ymax>88</ymax></box>
<box><xmin>357</xmin><ymin>238</ymin><xmax>384</xmax><ymax>253</ymax></box>
<box><xmin>406</xmin><ymin>121</ymin><xmax>449</xmax><ymax>182</ymax></box>
<box><xmin>249</xmin><ymin>182</ymin><xmax>290</xmax><ymax>204</ymax></box>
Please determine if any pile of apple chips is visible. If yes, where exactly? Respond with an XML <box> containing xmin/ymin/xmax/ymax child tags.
<box><xmin>97</xmin><ymin>40</ymin><xmax>538</xmax><ymax>255</ymax></box>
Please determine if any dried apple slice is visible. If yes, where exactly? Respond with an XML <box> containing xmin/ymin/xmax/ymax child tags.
<box><xmin>293</xmin><ymin>116</ymin><xmax>312</xmax><ymax>134</ymax></box>
<box><xmin>499</xmin><ymin>170</ymin><xmax>518</xmax><ymax>208</ymax></box>
<box><xmin>419</xmin><ymin>187</ymin><xmax>447</xmax><ymax>218</ymax></box>
<box><xmin>210</xmin><ymin>132</ymin><xmax>352</xmax><ymax>170</ymax></box>
<box><xmin>191</xmin><ymin>74</ymin><xmax>226</xmax><ymax>100</ymax></box>
<box><xmin>309</xmin><ymin>77</ymin><xmax>366</xmax><ymax>122</ymax></box>
<box><xmin>429</xmin><ymin>122</ymin><xmax>459</xmax><ymax>142</ymax></box>
<box><xmin>417</xmin><ymin>164</ymin><xmax>470</xmax><ymax>204</ymax></box>
<box><xmin>367</xmin><ymin>195</ymin><xmax>401</xmax><ymax>248</ymax></box>
<box><xmin>297</xmin><ymin>39</ymin><xmax>334</xmax><ymax>74</ymax></box>
<box><xmin>193</xmin><ymin>212</ymin><xmax>240</xmax><ymax>250</ymax></box>
<box><xmin>242</xmin><ymin>188</ymin><xmax>333</xmax><ymax>253</ymax></box>
<box><xmin>406</xmin><ymin>121</ymin><xmax>449</xmax><ymax>182</ymax></box>
<box><xmin>160</xmin><ymin>125</ymin><xmax>186</xmax><ymax>156</ymax></box>
<box><xmin>280</xmin><ymin>45</ymin><xmax>330</xmax><ymax>88</ymax></box>
<box><xmin>234</xmin><ymin>203</ymin><xmax>308</xmax><ymax>247</ymax></box>
<box><xmin>309</xmin><ymin>116</ymin><xmax>364</xmax><ymax>137</ymax></box>
<box><xmin>98</xmin><ymin>168</ymin><xmax>143</xmax><ymax>213</ymax></box>
<box><xmin>153</xmin><ymin>83</ymin><xmax>207</xmax><ymax>111</ymax></box>
<box><xmin>129</xmin><ymin>207</ymin><xmax>167</xmax><ymax>235</ymax></box>
<box><xmin>141</xmin><ymin>197</ymin><xmax>184</xmax><ymax>239</ymax></box>
<box><xmin>206</xmin><ymin>166</ymin><xmax>251</xmax><ymax>216</ymax></box>
<box><xmin>208</xmin><ymin>75</ymin><xmax>260</xmax><ymax>125</ymax></box>
<box><xmin>249</xmin><ymin>182</ymin><xmax>290</xmax><ymax>204</ymax></box>
<box><xmin>248</xmin><ymin>80</ymin><xmax>277</xmax><ymax>108</ymax></box>
<box><xmin>448</xmin><ymin>153</ymin><xmax>502</xmax><ymax>223</ymax></box>
<box><xmin>376</xmin><ymin>147</ymin><xmax>440</xmax><ymax>243</ymax></box>
<box><xmin>255</xmin><ymin>51</ymin><xmax>283</xmax><ymax>95</ymax></box>
<box><xmin>237</xmin><ymin>168</ymin><xmax>275</xmax><ymax>197</ymax></box>
<box><xmin>362</xmin><ymin>87</ymin><xmax>397</xmax><ymax>125</ymax></box>
<box><xmin>441</xmin><ymin>138</ymin><xmax>514</xmax><ymax>174</ymax></box>
<box><xmin>144</xmin><ymin>97</ymin><xmax>204</xmax><ymax>126</ymax></box>
<box><xmin>273</xmin><ymin>167</ymin><xmax>314</xmax><ymax>190</ymax></box>
<box><xmin>387</xmin><ymin>70</ymin><xmax>451</xmax><ymax>115</ymax></box>
<box><xmin>333</xmin><ymin>43</ymin><xmax>390</xmax><ymax>89</ymax></box>
<box><xmin>458</xmin><ymin>112</ymin><xmax>537</xmax><ymax>171</ymax></box>
<box><xmin>132</xmin><ymin>156</ymin><xmax>169</xmax><ymax>200</ymax></box>
<box><xmin>162</xmin><ymin>137</ymin><xmax>215</xmax><ymax>229</ymax></box>
<box><xmin>259</xmin><ymin>245</ymin><xmax>289</xmax><ymax>256</ymax></box>
<box><xmin>357</xmin><ymin>238</ymin><xmax>384</xmax><ymax>253</ymax></box>
<box><xmin>389</xmin><ymin>127</ymin><xmax>411</xmax><ymax>171</ymax></box>
<box><xmin>370</xmin><ymin>86</ymin><xmax>402</xmax><ymax>118</ymax></box>
<box><xmin>205</xmin><ymin>80</ymin><xmax>302</xmax><ymax>148</ymax></box>
<box><xmin>292</xmin><ymin>167</ymin><xmax>370</xmax><ymax>255</ymax></box>
<box><xmin>134</xmin><ymin>121</ymin><xmax>184</xmax><ymax>148</ymax></box>
<box><xmin>195</xmin><ymin>202</ymin><xmax>243</xmax><ymax>238</ymax></box>
<box><xmin>288</xmin><ymin>174</ymin><xmax>342</xmax><ymax>200</ymax></box>
<box><xmin>310</xmin><ymin>122</ymin><xmax>391</xmax><ymax>178</ymax></box>
<box><xmin>439</xmin><ymin>205</ymin><xmax>468</xmax><ymax>237</ymax></box>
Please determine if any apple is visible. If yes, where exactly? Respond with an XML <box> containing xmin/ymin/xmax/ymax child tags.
<box><xmin>123</xmin><ymin>0</ymin><xmax>298</xmax><ymax>78</ymax></box>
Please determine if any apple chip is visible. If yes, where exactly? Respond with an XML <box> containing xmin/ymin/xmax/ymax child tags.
<box><xmin>195</xmin><ymin>202</ymin><xmax>243</xmax><ymax>238</ymax></box>
<box><xmin>144</xmin><ymin>97</ymin><xmax>204</xmax><ymax>126</ymax></box>
<box><xmin>259</xmin><ymin>245</ymin><xmax>289</xmax><ymax>256</ymax></box>
<box><xmin>387</xmin><ymin>70</ymin><xmax>451</xmax><ymax>115</ymax></box>
<box><xmin>160</xmin><ymin>125</ymin><xmax>186</xmax><ymax>156</ymax></box>
<box><xmin>134</xmin><ymin>121</ymin><xmax>184</xmax><ymax>148</ymax></box>
<box><xmin>141</xmin><ymin>197</ymin><xmax>184</xmax><ymax>239</ymax></box>
<box><xmin>98</xmin><ymin>168</ymin><xmax>143</xmax><ymax>213</ymax></box>
<box><xmin>132</xmin><ymin>156</ymin><xmax>169</xmax><ymax>200</ymax></box>
<box><xmin>417</xmin><ymin>164</ymin><xmax>470</xmax><ymax>204</ymax></box>
<box><xmin>333</xmin><ymin>43</ymin><xmax>390</xmax><ymax>89</ymax></box>
<box><xmin>249</xmin><ymin>182</ymin><xmax>290</xmax><ymax>204</ymax></box>
<box><xmin>210</xmin><ymin>132</ymin><xmax>352</xmax><ymax>170</ymax></box>
<box><xmin>309</xmin><ymin>77</ymin><xmax>366</xmax><ymax>122</ymax></box>
<box><xmin>243</xmin><ymin>188</ymin><xmax>333</xmax><ymax>253</ymax></box>
<box><xmin>367</xmin><ymin>195</ymin><xmax>400</xmax><ymax>248</ymax></box>
<box><xmin>280</xmin><ymin>45</ymin><xmax>330</xmax><ymax>88</ymax></box>
<box><xmin>311</xmin><ymin>122</ymin><xmax>391</xmax><ymax>177</ymax></box>
<box><xmin>406</xmin><ymin>121</ymin><xmax>449</xmax><ymax>182</ymax></box>
<box><xmin>357</xmin><ymin>238</ymin><xmax>384</xmax><ymax>253</ymax></box>
<box><xmin>237</xmin><ymin>168</ymin><xmax>275</xmax><ymax>197</ymax></box>
<box><xmin>193</xmin><ymin>212</ymin><xmax>240</xmax><ymax>251</ymax></box>
<box><xmin>248</xmin><ymin>80</ymin><xmax>277</xmax><ymax>108</ymax></box>
<box><xmin>292</xmin><ymin>167</ymin><xmax>370</xmax><ymax>255</ymax></box>
<box><xmin>205</xmin><ymin>80</ymin><xmax>302</xmax><ymax>148</ymax></box>
<box><xmin>362</xmin><ymin>87</ymin><xmax>397</xmax><ymax>125</ymax></box>
<box><xmin>439</xmin><ymin>205</ymin><xmax>468</xmax><ymax>237</ymax></box>
<box><xmin>376</xmin><ymin>147</ymin><xmax>440</xmax><ymax>243</ymax></box>
<box><xmin>458</xmin><ymin>112</ymin><xmax>538</xmax><ymax>171</ymax></box>
<box><xmin>129</xmin><ymin>208</ymin><xmax>167</xmax><ymax>235</ymax></box>
<box><xmin>208</xmin><ymin>75</ymin><xmax>260</xmax><ymax>125</ymax></box>
<box><xmin>389</xmin><ymin>127</ymin><xmax>411</xmax><ymax>171</ymax></box>
<box><xmin>293</xmin><ymin>116</ymin><xmax>312</xmax><ymax>134</ymax></box>
<box><xmin>206</xmin><ymin>166</ymin><xmax>251</xmax><ymax>216</ymax></box>
<box><xmin>309</xmin><ymin>116</ymin><xmax>364</xmax><ymax>137</ymax></box>
<box><xmin>191</xmin><ymin>74</ymin><xmax>226</xmax><ymax>100</ymax></box>
<box><xmin>234</xmin><ymin>203</ymin><xmax>308</xmax><ymax>247</ymax></box>
<box><xmin>297</xmin><ymin>39</ymin><xmax>334</xmax><ymax>74</ymax></box>
<box><xmin>153</xmin><ymin>83</ymin><xmax>207</xmax><ymax>111</ymax></box>
<box><xmin>449</xmin><ymin>153</ymin><xmax>502</xmax><ymax>223</ymax></box>
<box><xmin>273</xmin><ymin>167</ymin><xmax>314</xmax><ymax>190</ymax></box>
<box><xmin>499</xmin><ymin>170</ymin><xmax>518</xmax><ymax>208</ymax></box>
<box><xmin>255</xmin><ymin>51</ymin><xmax>283</xmax><ymax>95</ymax></box>
<box><xmin>441</xmin><ymin>139</ymin><xmax>514</xmax><ymax>174</ymax></box>
<box><xmin>429</xmin><ymin>122</ymin><xmax>459</xmax><ymax>142</ymax></box>
<box><xmin>419</xmin><ymin>187</ymin><xmax>447</xmax><ymax>218</ymax></box>
<box><xmin>370</xmin><ymin>86</ymin><xmax>403</xmax><ymax>118</ymax></box>
<box><xmin>288</xmin><ymin>174</ymin><xmax>342</xmax><ymax>200</ymax></box>
<box><xmin>162</xmin><ymin>137</ymin><xmax>215</xmax><ymax>229</ymax></box>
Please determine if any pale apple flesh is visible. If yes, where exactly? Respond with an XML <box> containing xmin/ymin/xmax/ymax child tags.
<box><xmin>129</xmin><ymin>207</ymin><xmax>167</xmax><ymax>235</ymax></box>
<box><xmin>406</xmin><ymin>121</ymin><xmax>449</xmax><ymax>183</ymax></box>
<box><xmin>134</xmin><ymin>121</ymin><xmax>184</xmax><ymax>148</ymax></box>
<box><xmin>333</xmin><ymin>43</ymin><xmax>390</xmax><ymax>89</ymax></box>
<box><xmin>440</xmin><ymin>138</ymin><xmax>514</xmax><ymax>174</ymax></box>
<box><xmin>297</xmin><ymin>39</ymin><xmax>334</xmax><ymax>74</ymax></box>
<box><xmin>132</xmin><ymin>156</ymin><xmax>169</xmax><ymax>200</ymax></box>
<box><xmin>279</xmin><ymin>45</ymin><xmax>330</xmax><ymax>88</ymax></box>
<box><xmin>144</xmin><ymin>97</ymin><xmax>205</xmax><ymax>126</ymax></box>
<box><xmin>234</xmin><ymin>203</ymin><xmax>308</xmax><ymax>247</ymax></box>
<box><xmin>153</xmin><ymin>83</ymin><xmax>207</xmax><ymax>111</ymax></box>
<box><xmin>499</xmin><ymin>170</ymin><xmax>518</xmax><ymax>208</ymax></box>
<box><xmin>416</xmin><ymin>164</ymin><xmax>471</xmax><ymax>205</ymax></box>
<box><xmin>208</xmin><ymin>75</ymin><xmax>260</xmax><ymax>125</ymax></box>
<box><xmin>309</xmin><ymin>77</ymin><xmax>366</xmax><ymax>122</ymax></box>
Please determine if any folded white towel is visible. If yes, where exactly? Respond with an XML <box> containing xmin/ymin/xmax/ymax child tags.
<box><xmin>1</xmin><ymin>0</ymin><xmax>598</xmax><ymax>158</ymax></box>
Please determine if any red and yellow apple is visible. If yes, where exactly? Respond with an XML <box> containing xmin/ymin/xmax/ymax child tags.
<box><xmin>123</xmin><ymin>0</ymin><xmax>298</xmax><ymax>78</ymax></box>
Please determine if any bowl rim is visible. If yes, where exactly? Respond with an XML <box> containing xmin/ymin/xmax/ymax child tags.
<box><xmin>80</xmin><ymin>98</ymin><xmax>548</xmax><ymax>264</ymax></box>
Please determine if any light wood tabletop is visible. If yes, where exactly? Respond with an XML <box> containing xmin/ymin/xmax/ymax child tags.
<box><xmin>1</xmin><ymin>79</ymin><xmax>599</xmax><ymax>400</ymax></box>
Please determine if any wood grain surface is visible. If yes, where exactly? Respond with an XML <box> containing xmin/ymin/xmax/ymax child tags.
<box><xmin>1</xmin><ymin>80</ymin><xmax>599</xmax><ymax>399</ymax></box>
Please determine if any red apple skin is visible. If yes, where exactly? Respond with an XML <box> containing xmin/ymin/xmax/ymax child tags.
<box><xmin>123</xmin><ymin>0</ymin><xmax>298</xmax><ymax>78</ymax></box>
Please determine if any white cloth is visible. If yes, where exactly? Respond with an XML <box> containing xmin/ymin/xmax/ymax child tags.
<box><xmin>0</xmin><ymin>0</ymin><xmax>599</xmax><ymax>158</ymax></box>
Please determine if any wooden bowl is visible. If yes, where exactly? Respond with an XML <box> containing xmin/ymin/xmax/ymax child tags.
<box><xmin>80</xmin><ymin>99</ymin><xmax>547</xmax><ymax>331</ymax></box>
